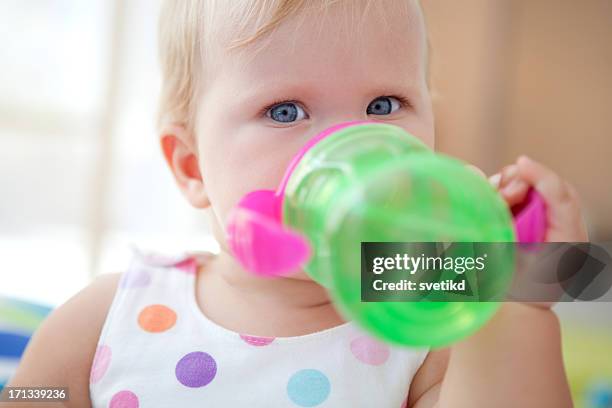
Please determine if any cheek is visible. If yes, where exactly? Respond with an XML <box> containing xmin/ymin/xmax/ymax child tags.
<box><xmin>420</xmin><ymin>129</ymin><xmax>435</xmax><ymax>150</ymax></box>
<box><xmin>401</xmin><ymin>111</ymin><xmax>436</xmax><ymax>150</ymax></box>
<box><xmin>197</xmin><ymin>126</ymin><xmax>301</xmax><ymax>225</ymax></box>
<box><xmin>393</xmin><ymin>119</ymin><xmax>435</xmax><ymax>150</ymax></box>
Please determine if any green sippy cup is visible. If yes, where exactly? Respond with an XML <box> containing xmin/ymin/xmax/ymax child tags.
<box><xmin>227</xmin><ymin>121</ymin><xmax>545</xmax><ymax>348</ymax></box>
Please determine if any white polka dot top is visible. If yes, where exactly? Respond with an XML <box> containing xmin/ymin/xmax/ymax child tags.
<box><xmin>89</xmin><ymin>248</ymin><xmax>429</xmax><ymax>408</ymax></box>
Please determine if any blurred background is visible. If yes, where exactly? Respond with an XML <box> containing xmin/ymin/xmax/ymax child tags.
<box><xmin>0</xmin><ymin>0</ymin><xmax>610</xmax><ymax>405</ymax></box>
<box><xmin>424</xmin><ymin>1</ymin><xmax>612</xmax><ymax>406</ymax></box>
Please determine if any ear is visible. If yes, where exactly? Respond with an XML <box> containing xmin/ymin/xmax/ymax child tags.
<box><xmin>160</xmin><ymin>124</ymin><xmax>210</xmax><ymax>209</ymax></box>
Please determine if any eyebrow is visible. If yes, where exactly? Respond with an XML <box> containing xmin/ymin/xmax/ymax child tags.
<box><xmin>235</xmin><ymin>79</ymin><xmax>421</xmax><ymax>107</ymax></box>
<box><xmin>235</xmin><ymin>81</ymin><xmax>316</xmax><ymax>107</ymax></box>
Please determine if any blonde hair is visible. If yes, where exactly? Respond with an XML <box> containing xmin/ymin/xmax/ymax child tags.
<box><xmin>157</xmin><ymin>0</ymin><xmax>427</xmax><ymax>133</ymax></box>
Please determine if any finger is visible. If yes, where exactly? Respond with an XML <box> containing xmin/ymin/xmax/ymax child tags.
<box><xmin>516</xmin><ymin>156</ymin><xmax>572</xmax><ymax>204</ymax></box>
<box><xmin>489</xmin><ymin>173</ymin><xmax>502</xmax><ymax>189</ymax></box>
<box><xmin>517</xmin><ymin>156</ymin><xmax>587</xmax><ymax>241</ymax></box>
<box><xmin>499</xmin><ymin>164</ymin><xmax>519</xmax><ymax>189</ymax></box>
<box><xmin>500</xmin><ymin>178</ymin><xmax>530</xmax><ymax>207</ymax></box>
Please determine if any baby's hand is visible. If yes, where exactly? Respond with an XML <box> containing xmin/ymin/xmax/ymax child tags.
<box><xmin>490</xmin><ymin>155</ymin><xmax>588</xmax><ymax>242</ymax></box>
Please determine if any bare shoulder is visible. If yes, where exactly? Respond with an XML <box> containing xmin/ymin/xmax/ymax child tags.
<box><xmin>407</xmin><ymin>348</ymin><xmax>450</xmax><ymax>408</ymax></box>
<box><xmin>6</xmin><ymin>273</ymin><xmax>122</xmax><ymax>408</ymax></box>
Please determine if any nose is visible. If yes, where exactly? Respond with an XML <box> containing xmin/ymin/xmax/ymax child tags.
<box><xmin>314</xmin><ymin>115</ymin><xmax>379</xmax><ymax>138</ymax></box>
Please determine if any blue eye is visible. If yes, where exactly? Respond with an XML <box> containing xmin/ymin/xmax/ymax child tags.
<box><xmin>367</xmin><ymin>96</ymin><xmax>401</xmax><ymax>115</ymax></box>
<box><xmin>266</xmin><ymin>102</ymin><xmax>307</xmax><ymax>123</ymax></box>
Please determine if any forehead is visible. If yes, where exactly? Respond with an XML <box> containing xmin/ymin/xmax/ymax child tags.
<box><xmin>209</xmin><ymin>0</ymin><xmax>427</xmax><ymax>93</ymax></box>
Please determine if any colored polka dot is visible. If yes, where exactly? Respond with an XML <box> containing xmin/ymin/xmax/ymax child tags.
<box><xmin>137</xmin><ymin>304</ymin><xmax>177</xmax><ymax>333</ymax></box>
<box><xmin>175</xmin><ymin>351</ymin><xmax>217</xmax><ymax>388</ymax></box>
<box><xmin>90</xmin><ymin>345</ymin><xmax>112</xmax><ymax>384</ymax></box>
<box><xmin>109</xmin><ymin>390</ymin><xmax>139</xmax><ymax>408</ymax></box>
<box><xmin>120</xmin><ymin>266</ymin><xmax>151</xmax><ymax>289</ymax></box>
<box><xmin>287</xmin><ymin>369</ymin><xmax>331</xmax><ymax>407</ymax></box>
<box><xmin>350</xmin><ymin>336</ymin><xmax>390</xmax><ymax>366</ymax></box>
<box><xmin>240</xmin><ymin>334</ymin><xmax>275</xmax><ymax>346</ymax></box>
<box><xmin>174</xmin><ymin>257</ymin><xmax>198</xmax><ymax>274</ymax></box>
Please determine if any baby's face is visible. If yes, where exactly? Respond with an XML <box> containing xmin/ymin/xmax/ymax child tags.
<box><xmin>195</xmin><ymin>1</ymin><xmax>434</xmax><ymax>267</ymax></box>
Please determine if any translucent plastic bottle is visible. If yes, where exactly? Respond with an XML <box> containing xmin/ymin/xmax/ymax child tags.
<box><xmin>282</xmin><ymin>122</ymin><xmax>516</xmax><ymax>347</ymax></box>
<box><xmin>227</xmin><ymin>121</ymin><xmax>545</xmax><ymax>348</ymax></box>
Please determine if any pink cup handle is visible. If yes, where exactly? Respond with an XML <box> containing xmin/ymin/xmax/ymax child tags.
<box><xmin>226</xmin><ymin>190</ymin><xmax>311</xmax><ymax>277</ymax></box>
<box><xmin>513</xmin><ymin>188</ymin><xmax>547</xmax><ymax>243</ymax></box>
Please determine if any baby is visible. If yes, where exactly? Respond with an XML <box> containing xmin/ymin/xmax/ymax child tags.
<box><xmin>8</xmin><ymin>0</ymin><xmax>588</xmax><ymax>407</ymax></box>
